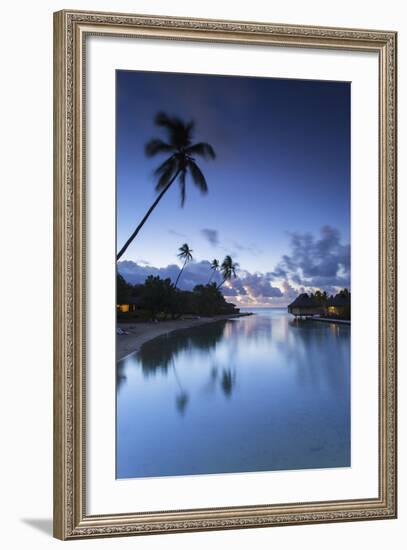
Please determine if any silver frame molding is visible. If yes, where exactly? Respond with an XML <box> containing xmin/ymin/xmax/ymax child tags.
<box><xmin>53</xmin><ymin>9</ymin><xmax>397</xmax><ymax>540</ymax></box>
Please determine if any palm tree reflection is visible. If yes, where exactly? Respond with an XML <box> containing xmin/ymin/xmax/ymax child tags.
<box><xmin>116</xmin><ymin>361</ymin><xmax>127</xmax><ymax>392</ymax></box>
<box><xmin>172</xmin><ymin>358</ymin><xmax>189</xmax><ymax>415</ymax></box>
<box><xmin>121</xmin><ymin>316</ymin><xmax>264</xmax><ymax>413</ymax></box>
<box><xmin>138</xmin><ymin>320</ymin><xmax>226</xmax><ymax>376</ymax></box>
<box><xmin>176</xmin><ymin>393</ymin><xmax>189</xmax><ymax>414</ymax></box>
<box><xmin>220</xmin><ymin>369</ymin><xmax>236</xmax><ymax>398</ymax></box>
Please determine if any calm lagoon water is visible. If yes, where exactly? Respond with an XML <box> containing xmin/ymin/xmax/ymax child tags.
<box><xmin>116</xmin><ymin>309</ymin><xmax>350</xmax><ymax>479</ymax></box>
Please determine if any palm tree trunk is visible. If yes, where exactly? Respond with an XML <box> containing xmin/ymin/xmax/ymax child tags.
<box><xmin>217</xmin><ymin>278</ymin><xmax>226</xmax><ymax>290</ymax></box>
<box><xmin>174</xmin><ymin>258</ymin><xmax>187</xmax><ymax>288</ymax></box>
<box><xmin>172</xmin><ymin>360</ymin><xmax>184</xmax><ymax>392</ymax></box>
<box><xmin>116</xmin><ymin>168</ymin><xmax>181</xmax><ymax>261</ymax></box>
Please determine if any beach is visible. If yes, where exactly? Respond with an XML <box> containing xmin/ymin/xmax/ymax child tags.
<box><xmin>117</xmin><ymin>313</ymin><xmax>251</xmax><ymax>361</ymax></box>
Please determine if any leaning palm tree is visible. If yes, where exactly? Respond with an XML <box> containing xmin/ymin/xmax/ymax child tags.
<box><xmin>174</xmin><ymin>243</ymin><xmax>193</xmax><ymax>288</ymax></box>
<box><xmin>117</xmin><ymin>112</ymin><xmax>216</xmax><ymax>261</ymax></box>
<box><xmin>217</xmin><ymin>255</ymin><xmax>239</xmax><ymax>290</ymax></box>
<box><xmin>208</xmin><ymin>258</ymin><xmax>220</xmax><ymax>284</ymax></box>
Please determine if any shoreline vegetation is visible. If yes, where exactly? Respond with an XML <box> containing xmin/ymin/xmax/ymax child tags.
<box><xmin>116</xmin><ymin>270</ymin><xmax>352</xmax><ymax>362</ymax></box>
<box><xmin>117</xmin><ymin>262</ymin><xmax>241</xmax><ymax>323</ymax></box>
<box><xmin>117</xmin><ymin>312</ymin><xmax>252</xmax><ymax>361</ymax></box>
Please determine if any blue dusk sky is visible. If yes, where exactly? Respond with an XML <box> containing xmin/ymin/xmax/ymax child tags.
<box><xmin>116</xmin><ymin>70</ymin><xmax>350</xmax><ymax>307</ymax></box>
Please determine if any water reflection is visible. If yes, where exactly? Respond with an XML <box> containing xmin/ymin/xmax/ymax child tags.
<box><xmin>220</xmin><ymin>368</ymin><xmax>236</xmax><ymax>397</ymax></box>
<box><xmin>175</xmin><ymin>391</ymin><xmax>189</xmax><ymax>414</ymax></box>
<box><xmin>171</xmin><ymin>359</ymin><xmax>189</xmax><ymax>415</ymax></box>
<box><xmin>117</xmin><ymin>309</ymin><xmax>350</xmax><ymax>479</ymax></box>
<box><xmin>135</xmin><ymin>320</ymin><xmax>227</xmax><ymax>376</ymax></box>
<box><xmin>116</xmin><ymin>362</ymin><xmax>127</xmax><ymax>391</ymax></box>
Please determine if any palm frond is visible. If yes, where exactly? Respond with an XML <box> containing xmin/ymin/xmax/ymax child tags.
<box><xmin>188</xmin><ymin>161</ymin><xmax>208</xmax><ymax>194</ymax></box>
<box><xmin>154</xmin><ymin>112</ymin><xmax>177</xmax><ymax>129</ymax></box>
<box><xmin>178</xmin><ymin>170</ymin><xmax>187</xmax><ymax>207</ymax></box>
<box><xmin>177</xmin><ymin>243</ymin><xmax>193</xmax><ymax>261</ymax></box>
<box><xmin>142</xmin><ymin>112</ymin><xmax>216</xmax><ymax>211</ymax></box>
<box><xmin>186</xmin><ymin>142</ymin><xmax>216</xmax><ymax>159</ymax></box>
<box><xmin>231</xmin><ymin>262</ymin><xmax>239</xmax><ymax>278</ymax></box>
<box><xmin>221</xmin><ymin>256</ymin><xmax>233</xmax><ymax>269</ymax></box>
<box><xmin>155</xmin><ymin>169</ymin><xmax>176</xmax><ymax>192</ymax></box>
<box><xmin>154</xmin><ymin>157</ymin><xmax>178</xmax><ymax>191</ymax></box>
<box><xmin>154</xmin><ymin>155</ymin><xmax>176</xmax><ymax>177</ymax></box>
<box><xmin>154</xmin><ymin>112</ymin><xmax>193</xmax><ymax>149</ymax></box>
<box><xmin>145</xmin><ymin>138</ymin><xmax>174</xmax><ymax>157</ymax></box>
<box><xmin>184</xmin><ymin>121</ymin><xmax>195</xmax><ymax>143</ymax></box>
<box><xmin>219</xmin><ymin>255</ymin><xmax>239</xmax><ymax>281</ymax></box>
<box><xmin>172</xmin><ymin>119</ymin><xmax>193</xmax><ymax>149</ymax></box>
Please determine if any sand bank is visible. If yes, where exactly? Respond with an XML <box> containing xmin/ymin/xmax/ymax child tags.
<box><xmin>117</xmin><ymin>313</ymin><xmax>252</xmax><ymax>361</ymax></box>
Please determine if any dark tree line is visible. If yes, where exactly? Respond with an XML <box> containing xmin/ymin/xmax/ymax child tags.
<box><xmin>117</xmin><ymin>274</ymin><xmax>237</xmax><ymax>321</ymax></box>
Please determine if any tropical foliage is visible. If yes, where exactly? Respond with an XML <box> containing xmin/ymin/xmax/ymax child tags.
<box><xmin>174</xmin><ymin>243</ymin><xmax>193</xmax><ymax>288</ymax></box>
<box><xmin>217</xmin><ymin>255</ymin><xmax>239</xmax><ymax>289</ymax></box>
<box><xmin>117</xmin><ymin>274</ymin><xmax>238</xmax><ymax>321</ymax></box>
<box><xmin>117</xmin><ymin>241</ymin><xmax>241</xmax><ymax>320</ymax></box>
<box><xmin>117</xmin><ymin>273</ymin><xmax>133</xmax><ymax>304</ymax></box>
<box><xmin>208</xmin><ymin>258</ymin><xmax>220</xmax><ymax>284</ymax></box>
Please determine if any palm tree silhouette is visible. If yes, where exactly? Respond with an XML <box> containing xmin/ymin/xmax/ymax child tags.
<box><xmin>171</xmin><ymin>359</ymin><xmax>189</xmax><ymax>415</ymax></box>
<box><xmin>117</xmin><ymin>112</ymin><xmax>216</xmax><ymax>261</ymax></box>
<box><xmin>208</xmin><ymin>258</ymin><xmax>220</xmax><ymax>284</ymax></box>
<box><xmin>174</xmin><ymin>243</ymin><xmax>193</xmax><ymax>288</ymax></box>
<box><xmin>217</xmin><ymin>255</ymin><xmax>239</xmax><ymax>290</ymax></box>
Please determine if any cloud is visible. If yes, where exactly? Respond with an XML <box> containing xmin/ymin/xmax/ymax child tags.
<box><xmin>168</xmin><ymin>229</ymin><xmax>187</xmax><ymax>238</ymax></box>
<box><xmin>118</xmin><ymin>260</ymin><xmax>283</xmax><ymax>305</ymax></box>
<box><xmin>221</xmin><ymin>278</ymin><xmax>247</xmax><ymax>296</ymax></box>
<box><xmin>220</xmin><ymin>271</ymin><xmax>283</xmax><ymax>307</ymax></box>
<box><xmin>118</xmin><ymin>259</ymin><xmax>221</xmax><ymax>291</ymax></box>
<box><xmin>118</xmin><ymin>226</ymin><xmax>350</xmax><ymax>308</ymax></box>
<box><xmin>237</xmin><ymin>272</ymin><xmax>282</xmax><ymax>298</ymax></box>
<box><xmin>232</xmin><ymin>242</ymin><xmax>263</xmax><ymax>256</ymax></box>
<box><xmin>201</xmin><ymin>228</ymin><xmax>219</xmax><ymax>246</ymax></box>
<box><xmin>119</xmin><ymin>260</ymin><xmax>181</xmax><ymax>284</ymax></box>
<box><xmin>262</xmin><ymin>280</ymin><xmax>299</xmax><ymax>307</ymax></box>
<box><xmin>270</xmin><ymin>225</ymin><xmax>350</xmax><ymax>292</ymax></box>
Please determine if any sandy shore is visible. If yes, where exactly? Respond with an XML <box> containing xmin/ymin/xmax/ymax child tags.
<box><xmin>117</xmin><ymin>313</ymin><xmax>251</xmax><ymax>361</ymax></box>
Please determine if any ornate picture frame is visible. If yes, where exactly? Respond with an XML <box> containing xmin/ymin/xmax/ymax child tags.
<box><xmin>53</xmin><ymin>9</ymin><xmax>397</xmax><ymax>540</ymax></box>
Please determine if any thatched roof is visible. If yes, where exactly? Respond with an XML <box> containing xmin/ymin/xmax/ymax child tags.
<box><xmin>288</xmin><ymin>293</ymin><xmax>320</xmax><ymax>309</ymax></box>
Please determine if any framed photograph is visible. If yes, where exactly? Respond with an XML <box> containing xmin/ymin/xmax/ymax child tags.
<box><xmin>53</xmin><ymin>9</ymin><xmax>397</xmax><ymax>540</ymax></box>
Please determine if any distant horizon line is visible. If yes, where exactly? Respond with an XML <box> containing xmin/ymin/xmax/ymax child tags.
<box><xmin>239</xmin><ymin>306</ymin><xmax>287</xmax><ymax>310</ymax></box>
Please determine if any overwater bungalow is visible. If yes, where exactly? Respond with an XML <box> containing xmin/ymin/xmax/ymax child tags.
<box><xmin>221</xmin><ymin>302</ymin><xmax>240</xmax><ymax>315</ymax></box>
<box><xmin>287</xmin><ymin>293</ymin><xmax>323</xmax><ymax>318</ymax></box>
